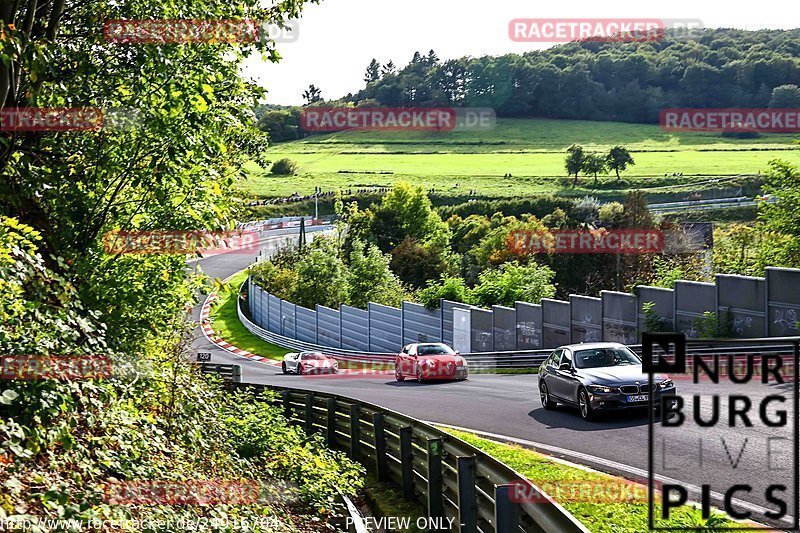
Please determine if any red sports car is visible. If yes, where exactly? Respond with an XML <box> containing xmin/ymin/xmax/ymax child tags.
<box><xmin>395</xmin><ymin>343</ymin><xmax>469</xmax><ymax>382</ymax></box>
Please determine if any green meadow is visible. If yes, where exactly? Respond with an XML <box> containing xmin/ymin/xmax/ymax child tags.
<box><xmin>240</xmin><ymin>118</ymin><xmax>799</xmax><ymax>199</ymax></box>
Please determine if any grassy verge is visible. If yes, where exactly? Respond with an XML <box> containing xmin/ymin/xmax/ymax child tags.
<box><xmin>208</xmin><ymin>271</ymin><xmax>290</xmax><ymax>360</ymax></box>
<box><xmin>362</xmin><ymin>474</ymin><xmax>426</xmax><ymax>533</ymax></box>
<box><xmin>443</xmin><ymin>429</ymin><xmax>735</xmax><ymax>533</ymax></box>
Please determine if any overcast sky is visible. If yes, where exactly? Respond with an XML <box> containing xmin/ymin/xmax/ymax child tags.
<box><xmin>242</xmin><ymin>0</ymin><xmax>798</xmax><ymax>105</ymax></box>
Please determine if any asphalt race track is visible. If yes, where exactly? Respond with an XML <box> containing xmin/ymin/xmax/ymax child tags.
<box><xmin>190</xmin><ymin>228</ymin><xmax>797</xmax><ymax>530</ymax></box>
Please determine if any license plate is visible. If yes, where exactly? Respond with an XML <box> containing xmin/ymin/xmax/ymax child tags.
<box><xmin>627</xmin><ymin>394</ymin><xmax>649</xmax><ymax>403</ymax></box>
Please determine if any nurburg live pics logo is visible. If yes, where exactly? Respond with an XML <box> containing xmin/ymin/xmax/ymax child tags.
<box><xmin>643</xmin><ymin>333</ymin><xmax>799</xmax><ymax>531</ymax></box>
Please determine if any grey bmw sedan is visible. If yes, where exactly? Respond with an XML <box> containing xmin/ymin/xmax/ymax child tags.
<box><xmin>538</xmin><ymin>342</ymin><xmax>676</xmax><ymax>421</ymax></box>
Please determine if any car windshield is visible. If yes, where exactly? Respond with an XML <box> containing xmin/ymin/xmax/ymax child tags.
<box><xmin>302</xmin><ymin>353</ymin><xmax>326</xmax><ymax>360</ymax></box>
<box><xmin>417</xmin><ymin>344</ymin><xmax>456</xmax><ymax>356</ymax></box>
<box><xmin>574</xmin><ymin>348</ymin><xmax>641</xmax><ymax>369</ymax></box>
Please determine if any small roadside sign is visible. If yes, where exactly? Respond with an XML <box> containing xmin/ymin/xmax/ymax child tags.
<box><xmin>196</xmin><ymin>352</ymin><xmax>212</xmax><ymax>362</ymax></box>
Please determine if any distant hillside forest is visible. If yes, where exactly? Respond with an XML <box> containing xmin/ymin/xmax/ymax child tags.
<box><xmin>258</xmin><ymin>28</ymin><xmax>800</xmax><ymax>141</ymax></box>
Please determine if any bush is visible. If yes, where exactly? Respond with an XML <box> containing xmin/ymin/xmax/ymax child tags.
<box><xmin>270</xmin><ymin>158</ymin><xmax>299</xmax><ymax>175</ymax></box>
<box><xmin>471</xmin><ymin>261</ymin><xmax>556</xmax><ymax>307</ymax></box>
<box><xmin>417</xmin><ymin>276</ymin><xmax>474</xmax><ymax>309</ymax></box>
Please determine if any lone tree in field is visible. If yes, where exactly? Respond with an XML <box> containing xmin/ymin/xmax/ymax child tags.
<box><xmin>302</xmin><ymin>84</ymin><xmax>323</xmax><ymax>105</ymax></box>
<box><xmin>565</xmin><ymin>144</ymin><xmax>585</xmax><ymax>187</ymax></box>
<box><xmin>364</xmin><ymin>59</ymin><xmax>381</xmax><ymax>83</ymax></box>
<box><xmin>606</xmin><ymin>146</ymin><xmax>635</xmax><ymax>180</ymax></box>
<box><xmin>582</xmin><ymin>153</ymin><xmax>608</xmax><ymax>186</ymax></box>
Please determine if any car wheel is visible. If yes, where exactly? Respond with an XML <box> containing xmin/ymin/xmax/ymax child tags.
<box><xmin>395</xmin><ymin>365</ymin><xmax>405</xmax><ymax>381</ymax></box>
<box><xmin>281</xmin><ymin>362</ymin><xmax>288</xmax><ymax>374</ymax></box>
<box><xmin>540</xmin><ymin>382</ymin><xmax>557</xmax><ymax>410</ymax></box>
<box><xmin>578</xmin><ymin>388</ymin><xmax>595</xmax><ymax>421</ymax></box>
<box><xmin>416</xmin><ymin>368</ymin><xmax>424</xmax><ymax>383</ymax></box>
<box><xmin>298</xmin><ymin>364</ymin><xmax>304</xmax><ymax>376</ymax></box>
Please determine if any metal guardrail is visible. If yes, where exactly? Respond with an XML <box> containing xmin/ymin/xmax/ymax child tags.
<box><xmin>202</xmin><ymin>373</ymin><xmax>589</xmax><ymax>533</ymax></box>
<box><xmin>197</xmin><ymin>362</ymin><xmax>242</xmax><ymax>383</ymax></box>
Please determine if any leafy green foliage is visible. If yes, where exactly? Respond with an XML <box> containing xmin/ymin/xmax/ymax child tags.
<box><xmin>471</xmin><ymin>262</ymin><xmax>556</xmax><ymax>308</ymax></box>
<box><xmin>347</xmin><ymin>240</ymin><xmax>407</xmax><ymax>308</ymax></box>
<box><xmin>271</xmin><ymin>158</ymin><xmax>299</xmax><ymax>175</ymax></box>
<box><xmin>565</xmin><ymin>144</ymin><xmax>584</xmax><ymax>184</ymax></box>
<box><xmin>1</xmin><ymin>219</ymin><xmax>362</xmax><ymax>529</ymax></box>
<box><xmin>372</xmin><ymin>181</ymin><xmax>450</xmax><ymax>250</ymax></box>
<box><xmin>642</xmin><ymin>301</ymin><xmax>668</xmax><ymax>333</ymax></box>
<box><xmin>417</xmin><ymin>276</ymin><xmax>474</xmax><ymax>309</ymax></box>
<box><xmin>605</xmin><ymin>146</ymin><xmax>635</xmax><ymax>180</ymax></box>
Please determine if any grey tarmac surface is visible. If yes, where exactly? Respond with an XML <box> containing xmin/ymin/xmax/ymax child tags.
<box><xmin>190</xmin><ymin>228</ymin><xmax>798</xmax><ymax>531</ymax></box>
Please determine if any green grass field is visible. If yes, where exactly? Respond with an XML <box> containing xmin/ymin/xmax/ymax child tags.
<box><xmin>240</xmin><ymin>118</ymin><xmax>799</xmax><ymax>199</ymax></box>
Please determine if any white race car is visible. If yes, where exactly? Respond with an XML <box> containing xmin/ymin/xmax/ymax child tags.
<box><xmin>282</xmin><ymin>351</ymin><xmax>339</xmax><ymax>375</ymax></box>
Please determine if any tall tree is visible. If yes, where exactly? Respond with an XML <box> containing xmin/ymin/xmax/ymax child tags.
<box><xmin>302</xmin><ymin>84</ymin><xmax>322</xmax><ymax>105</ymax></box>
<box><xmin>606</xmin><ymin>146</ymin><xmax>636</xmax><ymax>180</ymax></box>
<box><xmin>565</xmin><ymin>144</ymin><xmax>585</xmax><ymax>187</ymax></box>
<box><xmin>381</xmin><ymin>60</ymin><xmax>396</xmax><ymax>76</ymax></box>
<box><xmin>364</xmin><ymin>58</ymin><xmax>381</xmax><ymax>84</ymax></box>
<box><xmin>581</xmin><ymin>153</ymin><xmax>607</xmax><ymax>186</ymax></box>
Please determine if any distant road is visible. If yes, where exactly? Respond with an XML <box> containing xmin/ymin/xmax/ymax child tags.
<box><xmin>648</xmin><ymin>195</ymin><xmax>773</xmax><ymax>214</ymax></box>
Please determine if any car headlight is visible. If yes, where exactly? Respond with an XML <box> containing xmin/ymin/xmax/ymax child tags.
<box><xmin>455</xmin><ymin>357</ymin><xmax>467</xmax><ymax>367</ymax></box>
<box><xmin>588</xmin><ymin>385</ymin><xmax>615</xmax><ymax>394</ymax></box>
<box><xmin>659</xmin><ymin>378</ymin><xmax>674</xmax><ymax>389</ymax></box>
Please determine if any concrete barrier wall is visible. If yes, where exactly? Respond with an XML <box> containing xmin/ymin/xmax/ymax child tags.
<box><xmin>492</xmin><ymin>305</ymin><xmax>517</xmax><ymax>351</ymax></box>
<box><xmin>340</xmin><ymin>305</ymin><xmax>369</xmax><ymax>352</ymax></box>
<box><xmin>295</xmin><ymin>305</ymin><xmax>317</xmax><ymax>344</ymax></box>
<box><xmin>453</xmin><ymin>307</ymin><xmax>472</xmax><ymax>353</ymax></box>
<box><xmin>402</xmin><ymin>302</ymin><xmax>442</xmax><ymax>345</ymax></box>
<box><xmin>674</xmin><ymin>281</ymin><xmax>715</xmax><ymax>339</ymax></box>
<box><xmin>542</xmin><ymin>299</ymin><xmax>571</xmax><ymax>349</ymax></box>
<box><xmin>281</xmin><ymin>300</ymin><xmax>296</xmax><ymax>338</ymax></box>
<box><xmin>316</xmin><ymin>305</ymin><xmax>341</xmax><ymax>348</ymax></box>
<box><xmin>570</xmin><ymin>295</ymin><xmax>602</xmax><ymax>343</ymax></box>
<box><xmin>369</xmin><ymin>302</ymin><xmax>402</xmax><ymax>353</ymax></box>
<box><xmin>247</xmin><ymin>267</ymin><xmax>800</xmax><ymax>353</ymax></box>
<box><xmin>516</xmin><ymin>302</ymin><xmax>543</xmax><ymax>350</ymax></box>
<box><xmin>767</xmin><ymin>267</ymin><xmax>800</xmax><ymax>336</ymax></box>
<box><xmin>716</xmin><ymin>274</ymin><xmax>767</xmax><ymax>338</ymax></box>
<box><xmin>637</xmin><ymin>286</ymin><xmax>674</xmax><ymax>334</ymax></box>
<box><xmin>442</xmin><ymin>300</ymin><xmax>472</xmax><ymax>346</ymax></box>
<box><xmin>470</xmin><ymin>308</ymin><xmax>494</xmax><ymax>352</ymax></box>
<box><xmin>268</xmin><ymin>294</ymin><xmax>282</xmax><ymax>333</ymax></box>
<box><xmin>601</xmin><ymin>291</ymin><xmax>638</xmax><ymax>344</ymax></box>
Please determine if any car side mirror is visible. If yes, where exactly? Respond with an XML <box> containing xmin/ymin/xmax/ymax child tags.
<box><xmin>455</xmin><ymin>350</ymin><xmax>460</xmax><ymax>355</ymax></box>
<box><xmin>559</xmin><ymin>362</ymin><xmax>572</xmax><ymax>371</ymax></box>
